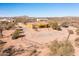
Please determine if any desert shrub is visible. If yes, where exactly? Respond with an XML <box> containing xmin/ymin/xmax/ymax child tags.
<box><xmin>12</xmin><ymin>29</ymin><xmax>24</xmax><ymax>39</ymax></box>
<box><xmin>48</xmin><ymin>21</ymin><xmax>54</xmax><ymax>27</ymax></box>
<box><xmin>12</xmin><ymin>30</ymin><xmax>20</xmax><ymax>39</ymax></box>
<box><xmin>5</xmin><ymin>24</ymin><xmax>13</xmax><ymax>30</ymax></box>
<box><xmin>76</xmin><ymin>28</ymin><xmax>79</xmax><ymax>35</ymax></box>
<box><xmin>48</xmin><ymin>21</ymin><xmax>61</xmax><ymax>31</ymax></box>
<box><xmin>0</xmin><ymin>40</ymin><xmax>6</xmax><ymax>45</ymax></box>
<box><xmin>52</xmin><ymin>22</ymin><xmax>61</xmax><ymax>30</ymax></box>
<box><xmin>32</xmin><ymin>25</ymin><xmax>38</xmax><ymax>31</ymax></box>
<box><xmin>0</xmin><ymin>21</ymin><xmax>16</xmax><ymax>30</ymax></box>
<box><xmin>2</xmin><ymin>46</ymin><xmax>25</xmax><ymax>56</ymax></box>
<box><xmin>61</xmin><ymin>22</ymin><xmax>69</xmax><ymax>28</ymax></box>
<box><xmin>39</xmin><ymin>24</ymin><xmax>46</xmax><ymax>28</ymax></box>
<box><xmin>2</xmin><ymin>46</ymin><xmax>16</xmax><ymax>56</ymax></box>
<box><xmin>75</xmin><ymin>37</ymin><xmax>79</xmax><ymax>47</ymax></box>
<box><xmin>0</xmin><ymin>27</ymin><xmax>3</xmax><ymax>38</ymax></box>
<box><xmin>29</xmin><ymin>49</ymin><xmax>37</xmax><ymax>56</ymax></box>
<box><xmin>5</xmin><ymin>22</ymin><xmax>16</xmax><ymax>30</ymax></box>
<box><xmin>68</xmin><ymin>30</ymin><xmax>74</xmax><ymax>34</ymax></box>
<box><xmin>46</xmin><ymin>24</ymin><xmax>50</xmax><ymax>28</ymax></box>
<box><xmin>0</xmin><ymin>40</ymin><xmax>7</xmax><ymax>55</ymax></box>
<box><xmin>35</xmin><ymin>22</ymin><xmax>49</xmax><ymax>28</ymax></box>
<box><xmin>49</xmin><ymin>40</ymin><xmax>74</xmax><ymax>56</ymax></box>
<box><xmin>48</xmin><ymin>40</ymin><xmax>60</xmax><ymax>55</ymax></box>
<box><xmin>14</xmin><ymin>17</ymin><xmax>27</xmax><ymax>23</ymax></box>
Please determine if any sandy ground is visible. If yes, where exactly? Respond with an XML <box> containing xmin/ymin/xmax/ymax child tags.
<box><xmin>1</xmin><ymin>25</ymin><xmax>79</xmax><ymax>56</ymax></box>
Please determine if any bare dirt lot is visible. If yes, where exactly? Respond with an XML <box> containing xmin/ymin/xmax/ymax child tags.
<box><xmin>1</xmin><ymin>26</ymin><xmax>79</xmax><ymax>56</ymax></box>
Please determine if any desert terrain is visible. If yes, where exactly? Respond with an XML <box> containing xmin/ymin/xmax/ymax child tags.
<box><xmin>0</xmin><ymin>25</ymin><xmax>79</xmax><ymax>56</ymax></box>
<box><xmin>0</xmin><ymin>17</ymin><xmax>79</xmax><ymax>56</ymax></box>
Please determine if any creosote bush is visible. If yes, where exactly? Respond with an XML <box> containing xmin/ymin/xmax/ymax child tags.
<box><xmin>48</xmin><ymin>21</ymin><xmax>61</xmax><ymax>31</ymax></box>
<box><xmin>0</xmin><ymin>40</ymin><xmax>7</xmax><ymax>55</ymax></box>
<box><xmin>61</xmin><ymin>22</ymin><xmax>69</xmax><ymax>28</ymax></box>
<box><xmin>0</xmin><ymin>21</ymin><xmax>16</xmax><ymax>30</ymax></box>
<box><xmin>29</xmin><ymin>49</ymin><xmax>37</xmax><ymax>56</ymax></box>
<box><xmin>12</xmin><ymin>29</ymin><xmax>24</xmax><ymax>39</ymax></box>
<box><xmin>32</xmin><ymin>25</ymin><xmax>38</xmax><ymax>31</ymax></box>
<box><xmin>38</xmin><ymin>24</ymin><xmax>48</xmax><ymax>28</ymax></box>
<box><xmin>2</xmin><ymin>46</ymin><xmax>25</xmax><ymax>56</ymax></box>
<box><xmin>5</xmin><ymin>22</ymin><xmax>15</xmax><ymax>30</ymax></box>
<box><xmin>75</xmin><ymin>37</ymin><xmax>79</xmax><ymax>48</ymax></box>
<box><xmin>49</xmin><ymin>40</ymin><xmax>74</xmax><ymax>56</ymax></box>
<box><xmin>76</xmin><ymin>28</ymin><xmax>79</xmax><ymax>35</ymax></box>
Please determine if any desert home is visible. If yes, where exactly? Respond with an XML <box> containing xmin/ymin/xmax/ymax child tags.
<box><xmin>25</xmin><ymin>18</ymin><xmax>49</xmax><ymax>29</ymax></box>
<box><xmin>0</xmin><ymin>16</ymin><xmax>79</xmax><ymax>56</ymax></box>
<box><xmin>0</xmin><ymin>19</ymin><xmax>10</xmax><ymax>22</ymax></box>
<box><xmin>0</xmin><ymin>18</ymin><xmax>15</xmax><ymax>23</ymax></box>
<box><xmin>36</xmin><ymin>18</ymin><xmax>48</xmax><ymax>22</ymax></box>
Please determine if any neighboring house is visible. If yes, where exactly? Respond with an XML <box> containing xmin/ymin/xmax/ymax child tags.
<box><xmin>26</xmin><ymin>18</ymin><xmax>37</xmax><ymax>22</ymax></box>
<box><xmin>0</xmin><ymin>19</ymin><xmax>10</xmax><ymax>22</ymax></box>
<box><xmin>36</xmin><ymin>18</ymin><xmax>48</xmax><ymax>22</ymax></box>
<box><xmin>0</xmin><ymin>19</ymin><xmax>12</xmax><ymax>22</ymax></box>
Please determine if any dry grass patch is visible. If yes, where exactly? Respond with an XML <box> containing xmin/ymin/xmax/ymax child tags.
<box><xmin>75</xmin><ymin>28</ymin><xmax>79</xmax><ymax>35</ymax></box>
<box><xmin>48</xmin><ymin>40</ymin><xmax>74</xmax><ymax>56</ymax></box>
<box><xmin>0</xmin><ymin>40</ymin><xmax>7</xmax><ymax>55</ymax></box>
<box><xmin>75</xmin><ymin>37</ymin><xmax>79</xmax><ymax>48</ymax></box>
<box><xmin>61</xmin><ymin>22</ymin><xmax>69</xmax><ymax>28</ymax></box>
<box><xmin>48</xmin><ymin>21</ymin><xmax>61</xmax><ymax>31</ymax></box>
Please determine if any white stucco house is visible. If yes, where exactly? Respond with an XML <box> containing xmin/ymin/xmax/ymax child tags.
<box><xmin>36</xmin><ymin>18</ymin><xmax>48</xmax><ymax>22</ymax></box>
<box><xmin>0</xmin><ymin>18</ymin><xmax>14</xmax><ymax>22</ymax></box>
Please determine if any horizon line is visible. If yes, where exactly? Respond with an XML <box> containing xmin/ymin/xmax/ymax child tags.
<box><xmin>1</xmin><ymin>15</ymin><xmax>79</xmax><ymax>17</ymax></box>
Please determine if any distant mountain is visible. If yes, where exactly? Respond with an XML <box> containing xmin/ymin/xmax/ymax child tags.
<box><xmin>0</xmin><ymin>16</ymin><xmax>79</xmax><ymax>21</ymax></box>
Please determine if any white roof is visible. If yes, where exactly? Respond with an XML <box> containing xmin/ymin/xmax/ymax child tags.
<box><xmin>0</xmin><ymin>19</ymin><xmax>10</xmax><ymax>22</ymax></box>
<box><xmin>37</xmin><ymin>18</ymin><xmax>48</xmax><ymax>21</ymax></box>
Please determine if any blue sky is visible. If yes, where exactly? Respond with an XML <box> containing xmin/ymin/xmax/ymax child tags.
<box><xmin>0</xmin><ymin>3</ymin><xmax>79</xmax><ymax>17</ymax></box>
